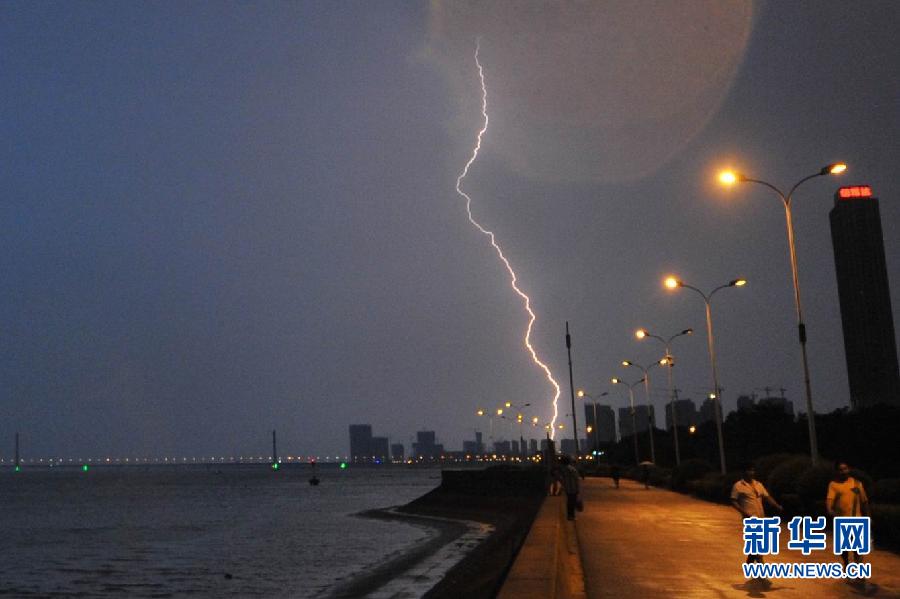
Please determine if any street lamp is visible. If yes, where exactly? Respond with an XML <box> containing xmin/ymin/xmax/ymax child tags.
<box><xmin>476</xmin><ymin>408</ymin><xmax>496</xmax><ymax>450</ymax></box>
<box><xmin>621</xmin><ymin>359</ymin><xmax>667</xmax><ymax>464</ymax></box>
<box><xmin>577</xmin><ymin>389</ymin><xmax>609</xmax><ymax>453</ymax></box>
<box><xmin>664</xmin><ymin>275</ymin><xmax>746</xmax><ymax>474</ymax></box>
<box><xmin>502</xmin><ymin>402</ymin><xmax>531</xmax><ymax>456</ymax></box>
<box><xmin>718</xmin><ymin>163</ymin><xmax>846</xmax><ymax>465</ymax></box>
<box><xmin>635</xmin><ymin>327</ymin><xmax>693</xmax><ymax>465</ymax></box>
<box><xmin>611</xmin><ymin>377</ymin><xmax>645</xmax><ymax>465</ymax></box>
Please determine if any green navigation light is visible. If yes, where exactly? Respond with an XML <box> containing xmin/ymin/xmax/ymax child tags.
<box><xmin>339</xmin><ymin>462</ymin><xmax>348</xmax><ymax>470</ymax></box>
<box><xmin>82</xmin><ymin>465</ymin><xmax>89</xmax><ymax>472</ymax></box>
<box><xmin>271</xmin><ymin>462</ymin><xmax>280</xmax><ymax>470</ymax></box>
<box><xmin>15</xmin><ymin>465</ymin><xmax>21</xmax><ymax>472</ymax></box>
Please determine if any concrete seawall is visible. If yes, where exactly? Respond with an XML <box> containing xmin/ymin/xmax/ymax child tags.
<box><xmin>400</xmin><ymin>466</ymin><xmax>547</xmax><ymax>598</ymax></box>
<box><xmin>498</xmin><ymin>495</ymin><xmax>586</xmax><ymax>599</ymax></box>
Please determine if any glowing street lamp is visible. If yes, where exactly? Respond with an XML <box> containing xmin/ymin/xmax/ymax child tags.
<box><xmin>476</xmin><ymin>408</ymin><xmax>496</xmax><ymax>446</ymax></box>
<box><xmin>664</xmin><ymin>275</ymin><xmax>746</xmax><ymax>474</ymax></box>
<box><xmin>635</xmin><ymin>327</ymin><xmax>694</xmax><ymax>465</ymax></box>
<box><xmin>621</xmin><ymin>360</ymin><xmax>667</xmax><ymax>464</ymax></box>
<box><xmin>718</xmin><ymin>163</ymin><xmax>846</xmax><ymax>465</ymax></box>
<box><xmin>611</xmin><ymin>377</ymin><xmax>645</xmax><ymax>465</ymax></box>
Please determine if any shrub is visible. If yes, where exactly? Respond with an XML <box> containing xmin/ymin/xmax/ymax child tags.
<box><xmin>796</xmin><ymin>464</ymin><xmax>833</xmax><ymax>516</ymax></box>
<box><xmin>873</xmin><ymin>478</ymin><xmax>900</xmax><ymax>504</ymax></box>
<box><xmin>592</xmin><ymin>463</ymin><xmax>612</xmax><ymax>477</ymax></box>
<box><xmin>780</xmin><ymin>493</ymin><xmax>804</xmax><ymax>519</ymax></box>
<box><xmin>648</xmin><ymin>467</ymin><xmax>672</xmax><ymax>488</ymax></box>
<box><xmin>688</xmin><ymin>472</ymin><xmax>730</xmax><ymax>504</ymax></box>
<box><xmin>872</xmin><ymin>504</ymin><xmax>900</xmax><ymax>551</ymax></box>
<box><xmin>850</xmin><ymin>468</ymin><xmax>874</xmax><ymax>500</ymax></box>
<box><xmin>624</xmin><ymin>465</ymin><xmax>642</xmax><ymax>480</ymax></box>
<box><xmin>671</xmin><ymin>459</ymin><xmax>713</xmax><ymax>492</ymax></box>
<box><xmin>766</xmin><ymin>456</ymin><xmax>811</xmax><ymax>501</ymax></box>
<box><xmin>753</xmin><ymin>453</ymin><xmax>796</xmax><ymax>483</ymax></box>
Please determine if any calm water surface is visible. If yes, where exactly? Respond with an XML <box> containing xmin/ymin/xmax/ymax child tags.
<box><xmin>0</xmin><ymin>465</ymin><xmax>442</xmax><ymax>597</ymax></box>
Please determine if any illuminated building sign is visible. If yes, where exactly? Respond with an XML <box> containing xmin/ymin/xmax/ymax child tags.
<box><xmin>838</xmin><ymin>186</ymin><xmax>872</xmax><ymax>199</ymax></box>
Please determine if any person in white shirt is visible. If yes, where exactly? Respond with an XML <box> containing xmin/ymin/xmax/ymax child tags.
<box><xmin>731</xmin><ymin>463</ymin><xmax>783</xmax><ymax>589</ymax></box>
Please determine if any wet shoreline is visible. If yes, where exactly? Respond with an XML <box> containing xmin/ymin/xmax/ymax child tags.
<box><xmin>328</xmin><ymin>467</ymin><xmax>547</xmax><ymax>598</ymax></box>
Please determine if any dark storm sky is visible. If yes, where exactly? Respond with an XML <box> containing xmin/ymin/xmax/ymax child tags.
<box><xmin>2</xmin><ymin>1</ymin><xmax>898</xmax><ymax>459</ymax></box>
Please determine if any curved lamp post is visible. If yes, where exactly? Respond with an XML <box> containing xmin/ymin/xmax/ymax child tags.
<box><xmin>719</xmin><ymin>163</ymin><xmax>846</xmax><ymax>465</ymax></box>
<box><xmin>635</xmin><ymin>327</ymin><xmax>693</xmax><ymax>465</ymax></box>
<box><xmin>611</xmin><ymin>377</ymin><xmax>645</xmax><ymax>465</ymax></box>
<box><xmin>576</xmin><ymin>389</ymin><xmax>609</xmax><ymax>453</ymax></box>
<box><xmin>664</xmin><ymin>275</ymin><xmax>746</xmax><ymax>474</ymax></box>
<box><xmin>503</xmin><ymin>402</ymin><xmax>531</xmax><ymax>456</ymax></box>
<box><xmin>621</xmin><ymin>359</ymin><xmax>667</xmax><ymax>464</ymax></box>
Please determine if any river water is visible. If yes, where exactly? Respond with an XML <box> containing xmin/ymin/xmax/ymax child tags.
<box><xmin>0</xmin><ymin>465</ymin><xmax>443</xmax><ymax>597</ymax></box>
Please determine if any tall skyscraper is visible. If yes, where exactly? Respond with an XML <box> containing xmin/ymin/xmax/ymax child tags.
<box><xmin>583</xmin><ymin>403</ymin><xmax>616</xmax><ymax>445</ymax></box>
<box><xmin>412</xmin><ymin>431</ymin><xmax>442</xmax><ymax>459</ymax></box>
<box><xmin>697</xmin><ymin>398</ymin><xmax>716</xmax><ymax>425</ymax></box>
<box><xmin>390</xmin><ymin>443</ymin><xmax>405</xmax><ymax>462</ymax></box>
<box><xmin>370</xmin><ymin>437</ymin><xmax>389</xmax><ymax>462</ymax></box>
<box><xmin>665</xmin><ymin>398</ymin><xmax>698</xmax><ymax>430</ymax></box>
<box><xmin>829</xmin><ymin>185</ymin><xmax>900</xmax><ymax>408</ymax></box>
<box><xmin>349</xmin><ymin>424</ymin><xmax>372</xmax><ymax>462</ymax></box>
<box><xmin>618</xmin><ymin>405</ymin><xmax>654</xmax><ymax>437</ymax></box>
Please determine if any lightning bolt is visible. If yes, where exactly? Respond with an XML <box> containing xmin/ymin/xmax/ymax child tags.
<box><xmin>455</xmin><ymin>41</ymin><xmax>562</xmax><ymax>439</ymax></box>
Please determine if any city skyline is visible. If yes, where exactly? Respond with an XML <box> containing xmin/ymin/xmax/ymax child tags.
<box><xmin>2</xmin><ymin>3</ymin><xmax>899</xmax><ymax>458</ymax></box>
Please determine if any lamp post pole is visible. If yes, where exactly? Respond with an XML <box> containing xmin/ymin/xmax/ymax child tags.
<box><xmin>664</xmin><ymin>276</ymin><xmax>746</xmax><ymax>474</ymax></box>
<box><xmin>611</xmin><ymin>377</ymin><xmax>645</xmax><ymax>465</ymax></box>
<box><xmin>566</xmin><ymin>322</ymin><xmax>580</xmax><ymax>459</ymax></box>
<box><xmin>635</xmin><ymin>328</ymin><xmax>693</xmax><ymax>465</ymax></box>
<box><xmin>501</xmin><ymin>401</ymin><xmax>531</xmax><ymax>458</ymax></box>
<box><xmin>622</xmin><ymin>360</ymin><xmax>666</xmax><ymax>464</ymax></box>
<box><xmin>719</xmin><ymin>163</ymin><xmax>846</xmax><ymax>466</ymax></box>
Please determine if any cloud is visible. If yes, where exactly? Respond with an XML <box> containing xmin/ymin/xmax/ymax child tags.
<box><xmin>427</xmin><ymin>0</ymin><xmax>755</xmax><ymax>183</ymax></box>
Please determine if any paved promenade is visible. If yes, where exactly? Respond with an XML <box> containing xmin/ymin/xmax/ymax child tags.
<box><xmin>576</xmin><ymin>478</ymin><xmax>900</xmax><ymax>598</ymax></box>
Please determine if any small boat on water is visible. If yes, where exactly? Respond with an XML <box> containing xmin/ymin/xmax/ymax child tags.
<box><xmin>308</xmin><ymin>461</ymin><xmax>320</xmax><ymax>486</ymax></box>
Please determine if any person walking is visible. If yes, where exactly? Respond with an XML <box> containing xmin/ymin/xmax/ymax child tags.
<box><xmin>610</xmin><ymin>464</ymin><xmax>621</xmax><ymax>489</ymax></box>
<box><xmin>731</xmin><ymin>463</ymin><xmax>783</xmax><ymax>590</ymax></box>
<box><xmin>827</xmin><ymin>460</ymin><xmax>872</xmax><ymax>592</ymax></box>
<box><xmin>559</xmin><ymin>455</ymin><xmax>581</xmax><ymax>521</ymax></box>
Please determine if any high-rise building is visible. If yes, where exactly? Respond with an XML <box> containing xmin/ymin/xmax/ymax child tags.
<box><xmin>618</xmin><ymin>405</ymin><xmax>655</xmax><ymax>438</ymax></box>
<box><xmin>559</xmin><ymin>439</ymin><xmax>577</xmax><ymax>455</ymax></box>
<box><xmin>349</xmin><ymin>424</ymin><xmax>372</xmax><ymax>462</ymax></box>
<box><xmin>370</xmin><ymin>437</ymin><xmax>389</xmax><ymax>462</ymax></box>
<box><xmin>829</xmin><ymin>185</ymin><xmax>900</xmax><ymax>408</ymax></box>
<box><xmin>583</xmin><ymin>403</ymin><xmax>616</xmax><ymax>445</ymax></box>
<box><xmin>529</xmin><ymin>439</ymin><xmax>538</xmax><ymax>455</ymax></box>
<box><xmin>757</xmin><ymin>396</ymin><xmax>794</xmax><ymax>416</ymax></box>
<box><xmin>390</xmin><ymin>443</ymin><xmax>405</xmax><ymax>462</ymax></box>
<box><xmin>412</xmin><ymin>431</ymin><xmax>442</xmax><ymax>460</ymax></box>
<box><xmin>736</xmin><ymin>395</ymin><xmax>756</xmax><ymax>412</ymax></box>
<box><xmin>665</xmin><ymin>398</ymin><xmax>698</xmax><ymax>430</ymax></box>
<box><xmin>697</xmin><ymin>398</ymin><xmax>717</xmax><ymax>425</ymax></box>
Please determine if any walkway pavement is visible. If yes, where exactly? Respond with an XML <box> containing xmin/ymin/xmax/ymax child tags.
<box><xmin>576</xmin><ymin>477</ymin><xmax>900</xmax><ymax>598</ymax></box>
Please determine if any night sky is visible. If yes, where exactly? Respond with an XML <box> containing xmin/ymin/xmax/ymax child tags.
<box><xmin>2</xmin><ymin>2</ymin><xmax>898</xmax><ymax>459</ymax></box>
